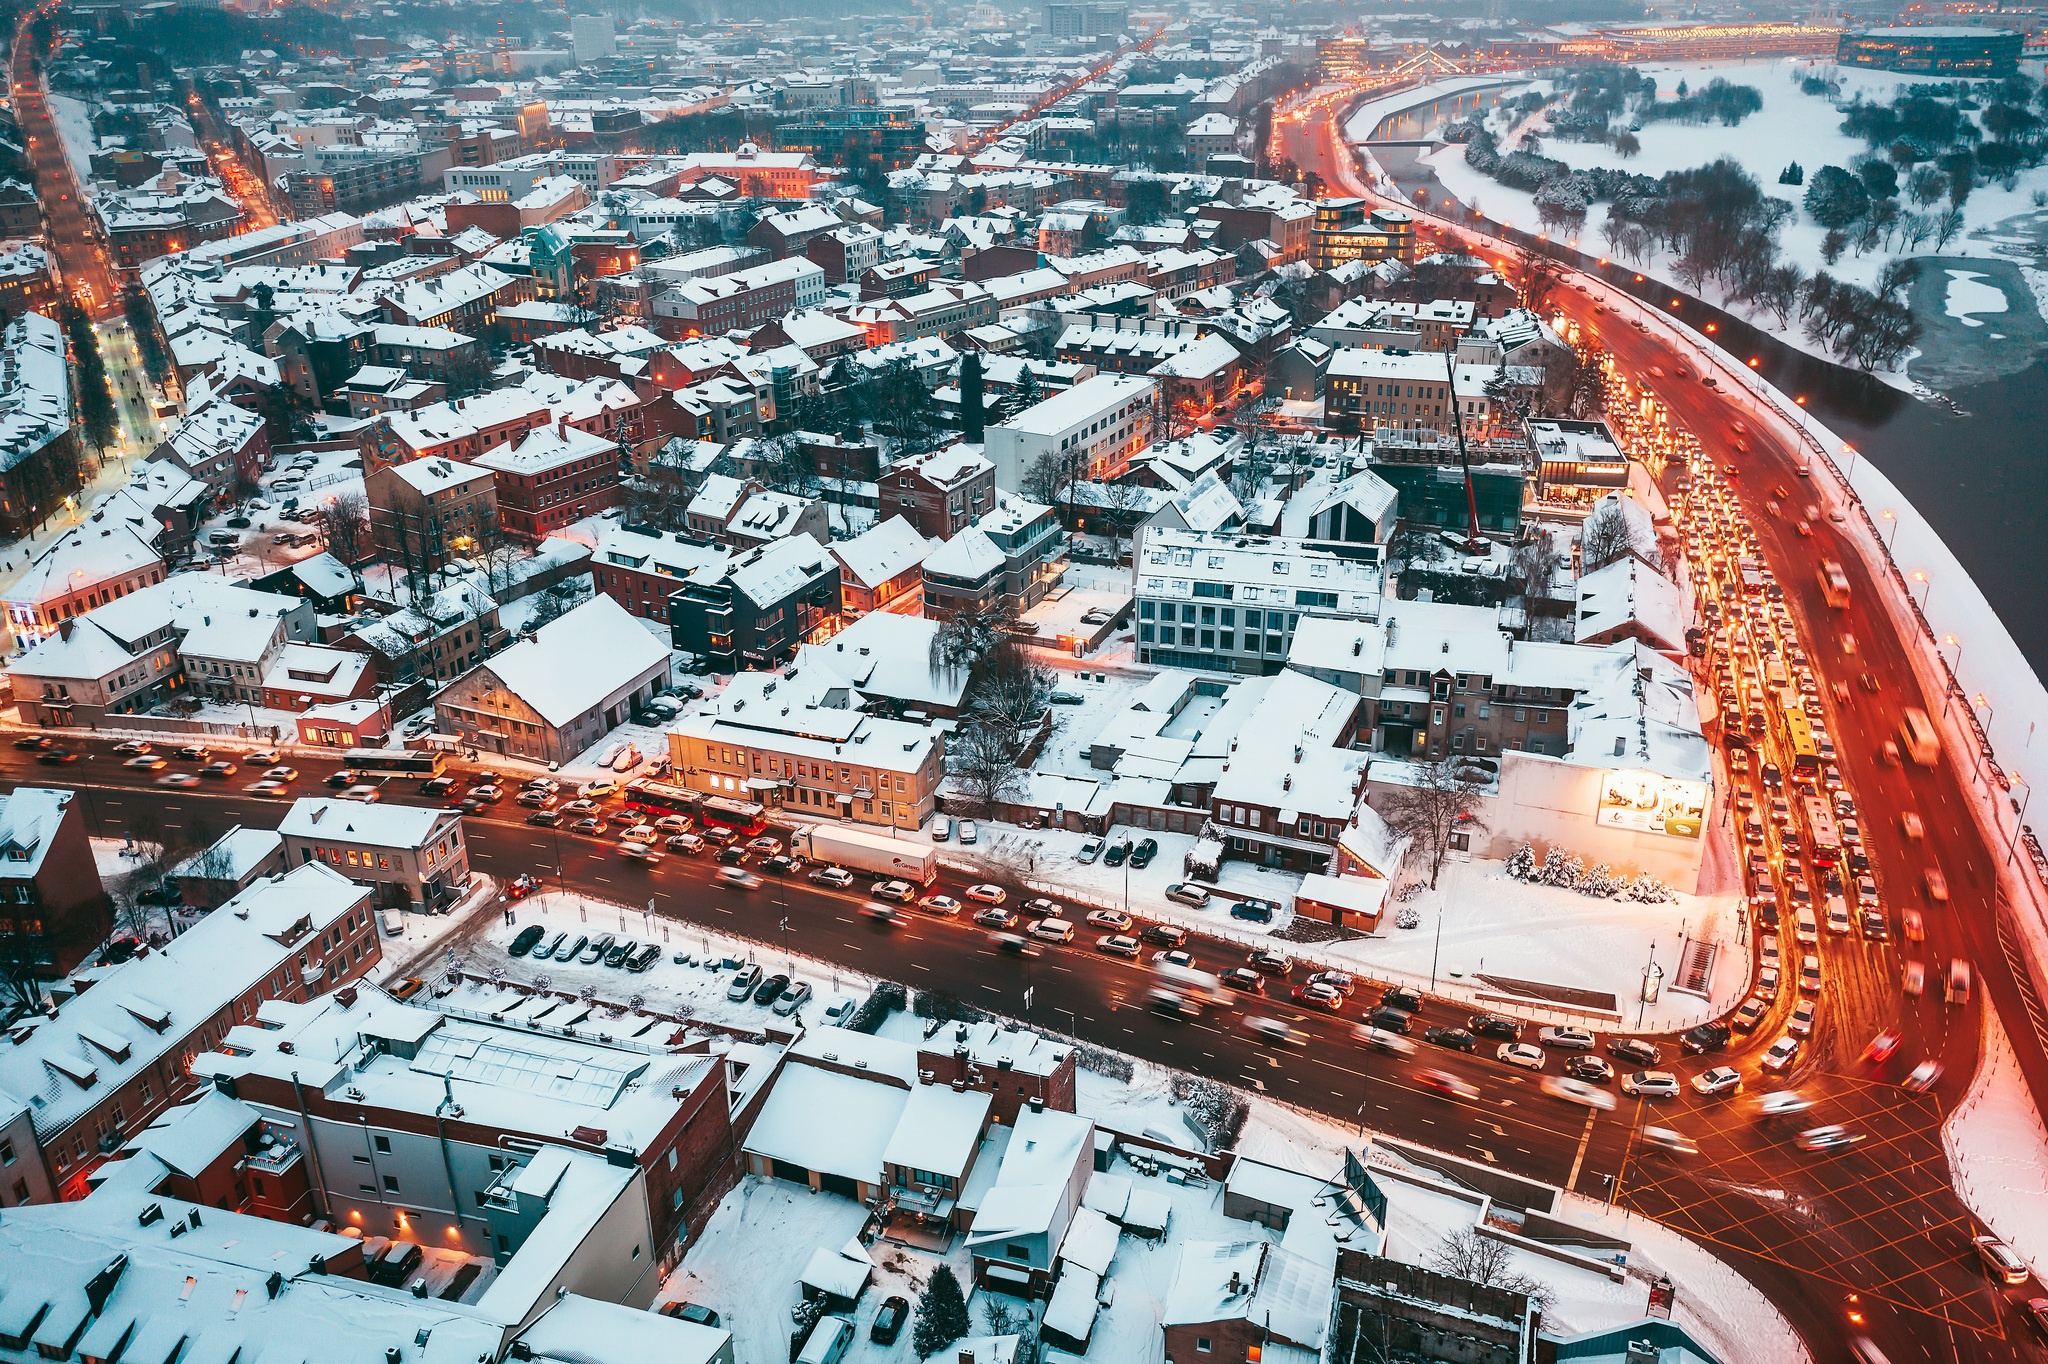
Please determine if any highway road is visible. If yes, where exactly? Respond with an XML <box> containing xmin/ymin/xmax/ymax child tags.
<box><xmin>1275</xmin><ymin>81</ymin><xmax>2048</xmax><ymax>1361</ymax></box>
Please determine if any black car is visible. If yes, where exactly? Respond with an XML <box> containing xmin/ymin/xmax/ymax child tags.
<box><xmin>509</xmin><ymin>925</ymin><xmax>547</xmax><ymax>957</ymax></box>
<box><xmin>1564</xmin><ymin>1055</ymin><xmax>1615</xmax><ymax>1083</ymax></box>
<box><xmin>1859</xmin><ymin>910</ymin><xmax>1890</xmax><ymax>942</ymax></box>
<box><xmin>1366</xmin><ymin>1006</ymin><xmax>1414</xmax><ymax>1035</ymax></box>
<box><xmin>1218</xmin><ymin>966</ymin><xmax>1264</xmax><ymax>994</ymax></box>
<box><xmin>1128</xmin><ymin>837</ymin><xmax>1158</xmax><ymax>869</ymax></box>
<box><xmin>1608</xmin><ymin>1037</ymin><xmax>1661</xmax><ymax>1067</ymax></box>
<box><xmin>527</xmin><ymin>810</ymin><xmax>563</xmax><ymax>826</ymax></box>
<box><xmin>1141</xmin><ymin>923</ymin><xmax>1188</xmax><ymax>948</ymax></box>
<box><xmin>1102</xmin><ymin>841</ymin><xmax>1130</xmax><ymax>867</ymax></box>
<box><xmin>762</xmin><ymin>855</ymin><xmax>801</xmax><ymax>876</ymax></box>
<box><xmin>716</xmin><ymin>845</ymin><xmax>748</xmax><ymax>865</ymax></box>
<box><xmin>1381</xmin><ymin>986</ymin><xmax>1424</xmax><ymax>1013</ymax></box>
<box><xmin>871</xmin><ymin>1295</ymin><xmax>910</xmax><ymax>1345</ymax></box>
<box><xmin>753</xmin><ymin>974</ymin><xmax>791</xmax><ymax>1006</ymax></box>
<box><xmin>604</xmin><ymin>940</ymin><xmax>636</xmax><ymax>968</ymax></box>
<box><xmin>1423</xmin><ymin>1026</ymin><xmax>1476</xmax><ymax>1052</ymax></box>
<box><xmin>1468</xmin><ymin>1013</ymin><xmax>1521</xmax><ymax>1041</ymax></box>
<box><xmin>12</xmin><ymin>735</ymin><xmax>51</xmax><ymax>750</ymax></box>
<box><xmin>37</xmin><ymin>748</ymin><xmax>79</xmax><ymax>764</ymax></box>
<box><xmin>1681</xmin><ymin>1022</ymin><xmax>1731</xmax><ymax>1055</ymax></box>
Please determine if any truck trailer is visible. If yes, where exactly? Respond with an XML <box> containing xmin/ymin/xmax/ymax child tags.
<box><xmin>787</xmin><ymin>823</ymin><xmax>939</xmax><ymax>884</ymax></box>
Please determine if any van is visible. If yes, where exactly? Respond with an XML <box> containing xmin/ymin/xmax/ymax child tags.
<box><xmin>796</xmin><ymin>1317</ymin><xmax>851</xmax><ymax>1364</ymax></box>
<box><xmin>1027</xmin><ymin>917</ymin><xmax>1076</xmax><ymax>944</ymax></box>
<box><xmin>381</xmin><ymin>910</ymin><xmax>405</xmax><ymax>936</ymax></box>
<box><xmin>1794</xmin><ymin>908</ymin><xmax>1819</xmax><ymax>945</ymax></box>
<box><xmin>931</xmin><ymin>815</ymin><xmax>953</xmax><ymax>842</ymax></box>
<box><xmin>1946</xmin><ymin>958</ymin><xmax>1972</xmax><ymax>1006</ymax></box>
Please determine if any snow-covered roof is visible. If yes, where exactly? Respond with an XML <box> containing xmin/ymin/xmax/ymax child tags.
<box><xmin>922</xmin><ymin>526</ymin><xmax>1005</xmax><ymax>581</ymax></box>
<box><xmin>278</xmin><ymin>797</ymin><xmax>453</xmax><ymax>850</ymax></box>
<box><xmin>1309</xmin><ymin>468</ymin><xmax>1397</xmax><ymax>530</ymax></box>
<box><xmin>1162</xmin><ymin>1239</ymin><xmax>1332</xmax><ymax>1348</ymax></box>
<box><xmin>1566</xmin><ymin>640</ymin><xmax>1711</xmax><ymax>784</ymax></box>
<box><xmin>479</xmin><ymin>594</ymin><xmax>669</xmax><ymax>727</ymax></box>
<box><xmin>476</xmin><ymin>421</ymin><xmax>615</xmax><ymax>477</ymax></box>
<box><xmin>828</xmin><ymin>515</ymin><xmax>930</xmax><ymax>589</ymax></box>
<box><xmin>121</xmin><ymin>1089</ymin><xmax>262</xmax><ymax>1178</ymax></box>
<box><xmin>1058</xmin><ymin>1204</ymin><xmax>1121</xmax><ymax>1277</ymax></box>
<box><xmin>881</xmin><ymin>1083</ymin><xmax>992</xmax><ymax>1177</ymax></box>
<box><xmin>798</xmin><ymin>612</ymin><xmax>966</xmax><ymax>712</ymax></box>
<box><xmin>0</xmin><ymin>787</ymin><xmax>74</xmax><ymax>877</ymax></box>
<box><xmin>170</xmin><ymin>825</ymin><xmax>283</xmax><ymax>882</ymax></box>
<box><xmin>1294</xmin><ymin>871</ymin><xmax>1391</xmax><ymax>923</ymax></box>
<box><xmin>965</xmin><ymin>1106</ymin><xmax>1093</xmax><ymax>1245</ymax></box>
<box><xmin>1575</xmin><ymin>554</ymin><xmax>1685</xmax><ymax>653</ymax></box>
<box><xmin>1212</xmin><ymin>670</ymin><xmax>1369</xmax><ymax>820</ymax></box>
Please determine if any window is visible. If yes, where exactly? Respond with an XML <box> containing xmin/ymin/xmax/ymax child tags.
<box><xmin>1005</xmin><ymin>1242</ymin><xmax>1031</xmax><ymax>1260</ymax></box>
<box><xmin>373</xmin><ymin>1135</ymin><xmax>392</xmax><ymax>1154</ymax></box>
<box><xmin>383</xmin><ymin>1175</ymin><xmax>399</xmax><ymax>1193</ymax></box>
<box><xmin>1536</xmin><ymin>710</ymin><xmax>1550</xmax><ymax>723</ymax></box>
<box><xmin>1197</xmin><ymin>1339</ymin><xmax>1212</xmax><ymax>1354</ymax></box>
<box><xmin>0</xmin><ymin>1139</ymin><xmax>11</xmax><ymax>1165</ymax></box>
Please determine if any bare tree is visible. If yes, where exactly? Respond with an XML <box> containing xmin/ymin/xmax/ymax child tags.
<box><xmin>320</xmin><ymin>488</ymin><xmax>372</xmax><ymax>566</ymax></box>
<box><xmin>948</xmin><ymin>718</ymin><xmax>1029</xmax><ymax>816</ymax></box>
<box><xmin>1511</xmin><ymin>530</ymin><xmax>1561</xmax><ymax>597</ymax></box>
<box><xmin>928</xmin><ymin>599</ymin><xmax>1017</xmax><ymax>684</ymax></box>
<box><xmin>1426</xmin><ymin>1228</ymin><xmax>1554</xmax><ymax>1313</ymax></box>
<box><xmin>1579</xmin><ymin>501</ymin><xmax>1638</xmax><ymax>571</ymax></box>
<box><xmin>1378</xmin><ymin>758</ymin><xmax>1489</xmax><ymax>889</ymax></box>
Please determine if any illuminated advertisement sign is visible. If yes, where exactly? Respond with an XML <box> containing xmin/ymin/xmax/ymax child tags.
<box><xmin>1596</xmin><ymin>770</ymin><xmax>1706</xmax><ymax>840</ymax></box>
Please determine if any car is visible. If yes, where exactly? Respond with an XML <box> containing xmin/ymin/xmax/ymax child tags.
<box><xmin>1756</xmin><ymin>1090</ymin><xmax>1815</xmax><ymax>1120</ymax></box>
<box><xmin>1976</xmin><ymin>1234</ymin><xmax>2031</xmax><ymax>1285</ymax></box>
<box><xmin>954</xmin><ymin>882</ymin><xmax>1003</xmax><ymax>906</ymax></box>
<box><xmin>871</xmin><ymin>880</ymin><xmax>916</xmax><ymax>903</ymax></box>
<box><xmin>1102</xmin><ymin>840</ymin><xmax>1131</xmax><ymax>867</ymax></box>
<box><xmin>200</xmin><ymin>760</ymin><xmax>238</xmax><ymax>778</ymax></box>
<box><xmin>116</xmin><ymin>740</ymin><xmax>157</xmax><ymax>755</ymax></box>
<box><xmin>861</xmin><ymin>902</ymin><xmax>906</xmax><ymax>926</ymax></box>
<box><xmin>1760</xmin><ymin>1036</ymin><xmax>1801</xmax><ymax>1072</ymax></box>
<box><xmin>1796</xmin><ymin>1124</ymin><xmax>1864</xmax><ymax>1154</ymax></box>
<box><xmin>1542</xmin><ymin>1076</ymin><xmax>1617</xmax><ymax>1110</ymax></box>
<box><xmin>2025</xmin><ymin>1297</ymin><xmax>2048</xmax><ymax>1342</ymax></box>
<box><xmin>1622</xmin><ymin>1070</ymin><xmax>1681</xmax><ymax>1099</ymax></box>
<box><xmin>1217</xmin><ymin>966</ymin><xmax>1264</xmax><ymax>994</ymax></box>
<box><xmin>772</xmin><ymin>982</ymin><xmax>813</xmax><ymax>1016</ymax></box>
<box><xmin>36</xmin><ymin>748</ymin><xmax>78</xmax><ymax>764</ymax></box>
<box><xmin>578</xmin><ymin>935</ymin><xmax>614</xmax><ymax>965</ymax></box>
<box><xmin>1862</xmin><ymin>1029</ymin><xmax>1903</xmax><ymax>1064</ymax></box>
<box><xmin>920</xmin><ymin>894</ymin><xmax>963</xmax><ymax>917</ymax></box>
<box><xmin>1291</xmin><ymin>981</ymin><xmax>1344</xmax><ymax>1011</ymax></box>
<box><xmin>11</xmin><ymin>736</ymin><xmax>51</xmax><ymax>750</ymax></box>
<box><xmin>871</xmin><ymin>1295</ymin><xmax>910</xmax><ymax>1345</ymax></box>
<box><xmin>1924</xmin><ymin>869</ymin><xmax>1949</xmax><ymax>902</ymax></box>
<box><xmin>1152</xmin><ymin>949</ymin><xmax>1197</xmax><ymax>972</ymax></box>
<box><xmin>1642</xmin><ymin>1126</ymin><xmax>1701</xmax><ymax>1156</ymax></box>
<box><xmin>1165</xmin><ymin>882</ymin><xmax>1211</xmax><ymax>908</ymax></box>
<box><xmin>1797</xmin><ymin>955</ymin><xmax>1822</xmax><ymax>994</ymax></box>
<box><xmin>809</xmin><ymin>866</ymin><xmax>856</xmax><ymax>888</ymax></box>
<box><xmin>1824</xmin><ymin>901</ymin><xmax>1852</xmax><ymax>935</ymax></box>
<box><xmin>1903</xmin><ymin>959</ymin><xmax>1926</xmax><ymax>996</ymax></box>
<box><xmin>516</xmin><ymin>790</ymin><xmax>554</xmax><ymax>808</ymax></box>
<box><xmin>1049</xmin><ymin>691</ymin><xmax>1084</xmax><ymax>705</ymax></box>
<box><xmin>715</xmin><ymin>846</ymin><xmax>748</xmax><ymax>866</ymax></box>
<box><xmin>1423</xmin><ymin>1025</ymin><xmax>1476</xmax><ymax>1053</ymax></box>
<box><xmin>1902</xmin><ymin>1060</ymin><xmax>1942</xmax><ymax>1093</ymax></box>
<box><xmin>262</xmin><ymin>766</ymin><xmax>297</xmax><ymax>782</ymax></box>
<box><xmin>1141</xmin><ymin>922</ymin><xmax>1188</xmax><ymax>947</ymax></box>
<box><xmin>579</xmin><ymin>780</ymin><xmax>616</xmax><ymax>800</ymax></box>
<box><xmin>560</xmin><ymin>799</ymin><xmax>600</xmax><ymax>818</ymax></box>
<box><xmin>1788</xmin><ymin>998</ymin><xmax>1817</xmax><ymax>1037</ymax></box>
<box><xmin>1078</xmin><ymin>837</ymin><xmax>1103</xmax><ymax>863</ymax></box>
<box><xmin>1496</xmin><ymin>1043</ymin><xmax>1546</xmax><ymax>1071</ymax></box>
<box><xmin>1538</xmin><ymin>1026</ymin><xmax>1595</xmax><ymax>1051</ymax></box>
<box><xmin>1128</xmin><ymin>837</ymin><xmax>1158</xmax><ymax>869</ymax></box>
<box><xmin>1418</xmin><ymin>1069</ymin><xmax>1480</xmax><ymax>1101</ymax></box>
<box><xmin>956</xmin><ymin>820</ymin><xmax>979</xmax><ymax>844</ymax></box>
<box><xmin>752</xmin><ymin>974</ymin><xmax>790</xmax><ymax>1007</ymax></box>
<box><xmin>604</xmin><ymin>939</ymin><xmax>637</xmax><ymax>968</ymax></box>
<box><xmin>1245</xmin><ymin>1015</ymin><xmax>1305</xmax><ymax>1047</ymax></box>
<box><xmin>243</xmin><ymin>780</ymin><xmax>290</xmax><ymax>797</ymax></box>
<box><xmin>1732</xmin><ymin>997</ymin><xmax>1767</xmax><ymax>1033</ymax></box>
<box><xmin>1247</xmin><ymin>947</ymin><xmax>1292</xmax><ymax>976</ymax></box>
<box><xmin>1307</xmin><ymin>970</ymin><xmax>1355</xmax><ymax>996</ymax></box>
<box><xmin>420</xmin><ymin>776</ymin><xmax>458</xmax><ymax>797</ymax></box>
<box><xmin>1469</xmin><ymin>1013</ymin><xmax>1521</xmax><ymax>1041</ymax></box>
<box><xmin>1097</xmin><ymin>934</ymin><xmax>1141</xmax><ymax>959</ymax></box>
<box><xmin>506</xmin><ymin>875</ymin><xmax>541</xmax><ymax>900</ymax></box>
<box><xmin>1086</xmin><ymin>908</ymin><xmax>1133</xmax><ymax>931</ymax></box>
<box><xmin>1693</xmin><ymin>1066</ymin><xmax>1743</xmax><ymax>1096</ymax></box>
<box><xmin>1565</xmin><ymin>1054</ymin><xmax>1615</xmax><ymax>1083</ymax></box>
<box><xmin>1009</xmin><ymin>898</ymin><xmax>1059</xmax><ymax>921</ymax></box>
<box><xmin>157</xmin><ymin>772</ymin><xmax>202</xmax><ymax>787</ymax></box>
<box><xmin>660</xmin><ymin>1303</ymin><xmax>722</xmax><ymax>1330</ymax></box>
<box><xmin>570</xmin><ymin>816</ymin><xmax>607</xmax><ymax>835</ymax></box>
<box><xmin>716</xmin><ymin>868</ymin><xmax>763</xmax><ymax>890</ymax></box>
<box><xmin>124</xmin><ymin>756</ymin><xmax>168</xmax><ymax>771</ymax></box>
<box><xmin>1756</xmin><ymin>965</ymin><xmax>1782</xmax><ymax>1002</ymax></box>
<box><xmin>1900</xmin><ymin>811</ymin><xmax>1924</xmax><ymax>840</ymax></box>
<box><xmin>974</xmin><ymin>906</ymin><xmax>1015</xmax><ymax>929</ymax></box>
<box><xmin>388</xmin><ymin>977</ymin><xmax>425</xmax><ymax>1001</ymax></box>
<box><xmin>652</xmin><ymin>813</ymin><xmax>689</xmax><ymax>833</ymax></box>
<box><xmin>1682</xmin><ymin>1022</ymin><xmax>1732</xmax><ymax>1055</ymax></box>
<box><xmin>527</xmin><ymin>810</ymin><xmax>563</xmax><ymax>827</ymax></box>
<box><xmin>1608</xmin><ymin>1037</ymin><xmax>1661</xmax><ymax>1066</ymax></box>
<box><xmin>1859</xmin><ymin>909</ymin><xmax>1889</xmax><ymax>942</ymax></box>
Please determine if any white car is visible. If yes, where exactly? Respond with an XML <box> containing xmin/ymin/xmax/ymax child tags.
<box><xmin>1761</xmin><ymin>1035</ymin><xmax>1802</xmax><ymax>1072</ymax></box>
<box><xmin>1788</xmin><ymin>998</ymin><xmax>1817</xmax><ymax>1037</ymax></box>
<box><xmin>957</xmin><ymin>820</ymin><xmax>979</xmax><ymax>844</ymax></box>
<box><xmin>808</xmin><ymin>867</ymin><xmax>855</xmax><ymax>888</ymax></box>
<box><xmin>1540</xmin><ymin>1076</ymin><xmax>1616</xmax><ymax>1110</ymax></box>
<box><xmin>920</xmin><ymin>894</ymin><xmax>963</xmax><ymax>917</ymax></box>
<box><xmin>1077</xmin><ymin>837</ymin><xmax>1103</xmax><ymax>864</ymax></box>
<box><xmin>263</xmin><ymin>766</ymin><xmax>298</xmax><ymax>781</ymax></box>
<box><xmin>1538</xmin><ymin>1026</ymin><xmax>1596</xmax><ymax>1051</ymax></box>
<box><xmin>1086</xmin><ymin>909</ymin><xmax>1133</xmax><ymax>931</ymax></box>
<box><xmin>1692</xmin><ymin>1066</ymin><xmax>1743</xmax><ymax>1096</ymax></box>
<box><xmin>1496</xmin><ymin>1043</ymin><xmax>1546</xmax><ymax>1071</ymax></box>
<box><xmin>1621</xmin><ymin>1070</ymin><xmax>1681</xmax><ymax>1098</ymax></box>
<box><xmin>1095</xmin><ymin>934</ymin><xmax>1141</xmax><ymax>959</ymax></box>
<box><xmin>965</xmin><ymin>884</ymin><xmax>1007</xmax><ymax>906</ymax></box>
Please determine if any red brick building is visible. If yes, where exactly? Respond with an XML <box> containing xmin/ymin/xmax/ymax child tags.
<box><xmin>876</xmin><ymin>445</ymin><xmax>998</xmax><ymax>542</ymax></box>
<box><xmin>475</xmin><ymin>421</ymin><xmax>623</xmax><ymax>540</ymax></box>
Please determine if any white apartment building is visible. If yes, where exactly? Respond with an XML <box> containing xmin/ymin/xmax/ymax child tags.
<box><xmin>1134</xmin><ymin>529</ymin><xmax>1383</xmax><ymax>675</ymax></box>
<box><xmin>982</xmin><ymin>371</ymin><xmax>1158</xmax><ymax>494</ymax></box>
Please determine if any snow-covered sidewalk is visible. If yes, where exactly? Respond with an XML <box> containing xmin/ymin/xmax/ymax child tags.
<box><xmin>1944</xmin><ymin>1003</ymin><xmax>2048</xmax><ymax>1281</ymax></box>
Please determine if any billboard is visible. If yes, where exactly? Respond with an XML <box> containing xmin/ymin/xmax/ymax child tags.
<box><xmin>1596</xmin><ymin>770</ymin><xmax>1706</xmax><ymax>839</ymax></box>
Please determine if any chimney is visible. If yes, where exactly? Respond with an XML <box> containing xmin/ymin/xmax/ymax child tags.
<box><xmin>1228</xmin><ymin>1270</ymin><xmax>1242</xmax><ymax>1295</ymax></box>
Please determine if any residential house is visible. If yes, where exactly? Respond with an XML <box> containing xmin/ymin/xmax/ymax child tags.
<box><xmin>279</xmin><ymin>797</ymin><xmax>469</xmax><ymax>912</ymax></box>
<box><xmin>667</xmin><ymin>534</ymin><xmax>840</xmax><ymax>673</ymax></box>
<box><xmin>829</xmin><ymin>515</ymin><xmax>930</xmax><ymax>618</ymax></box>
<box><xmin>0</xmin><ymin>788</ymin><xmax>110</xmax><ymax>982</ymax></box>
<box><xmin>475</xmin><ymin>422</ymin><xmax>622</xmax><ymax>540</ymax></box>
<box><xmin>876</xmin><ymin>445</ymin><xmax>998</xmax><ymax>542</ymax></box>
<box><xmin>365</xmin><ymin>455</ymin><xmax>499</xmax><ymax>573</ymax></box>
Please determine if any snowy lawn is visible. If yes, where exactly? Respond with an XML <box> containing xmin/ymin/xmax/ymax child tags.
<box><xmin>1419</xmin><ymin>59</ymin><xmax>2048</xmax><ymax>379</ymax></box>
<box><xmin>453</xmin><ymin>890</ymin><xmax>868</xmax><ymax>1034</ymax></box>
<box><xmin>1944</xmin><ymin>1004</ymin><xmax>2048</xmax><ymax>1282</ymax></box>
<box><xmin>1323</xmin><ymin>857</ymin><xmax>1749</xmax><ymax>1032</ymax></box>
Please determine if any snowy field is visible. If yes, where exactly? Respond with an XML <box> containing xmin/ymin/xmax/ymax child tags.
<box><xmin>1324</xmin><ymin>858</ymin><xmax>1749</xmax><ymax>1032</ymax></box>
<box><xmin>1417</xmin><ymin>59</ymin><xmax>2048</xmax><ymax>379</ymax></box>
<box><xmin>1944</xmin><ymin>1004</ymin><xmax>2048</xmax><ymax>1281</ymax></box>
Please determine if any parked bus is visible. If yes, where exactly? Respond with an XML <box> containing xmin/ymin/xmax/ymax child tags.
<box><xmin>1803</xmin><ymin>795</ymin><xmax>1842</xmax><ymax>866</ymax></box>
<box><xmin>1900</xmin><ymin>708</ymin><xmax>1939</xmax><ymax>767</ymax></box>
<box><xmin>697</xmin><ymin>796</ymin><xmax>768</xmax><ymax>836</ymax></box>
<box><xmin>344</xmin><ymin>748</ymin><xmax>446</xmax><ymax>778</ymax></box>
<box><xmin>1818</xmin><ymin>560</ymin><xmax>1851</xmax><ymax>609</ymax></box>
<box><xmin>621</xmin><ymin>778</ymin><xmax>703</xmax><ymax>820</ymax></box>
<box><xmin>1783</xmin><ymin>710</ymin><xmax>1821</xmax><ymax>779</ymax></box>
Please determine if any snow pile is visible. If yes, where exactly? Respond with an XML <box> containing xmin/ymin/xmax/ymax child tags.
<box><xmin>1944</xmin><ymin>1004</ymin><xmax>2048</xmax><ymax>1280</ymax></box>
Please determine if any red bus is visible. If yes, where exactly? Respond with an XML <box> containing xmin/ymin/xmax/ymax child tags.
<box><xmin>697</xmin><ymin>796</ymin><xmax>767</xmax><ymax>836</ymax></box>
<box><xmin>621</xmin><ymin>778</ymin><xmax>702</xmax><ymax>820</ymax></box>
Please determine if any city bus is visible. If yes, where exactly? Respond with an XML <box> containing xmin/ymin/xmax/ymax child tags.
<box><xmin>1818</xmin><ymin>560</ymin><xmax>1851</xmax><ymax>609</ymax></box>
<box><xmin>344</xmin><ymin>748</ymin><xmax>447</xmax><ymax>778</ymax></box>
<box><xmin>621</xmin><ymin>778</ymin><xmax>703</xmax><ymax>820</ymax></box>
<box><xmin>1783</xmin><ymin>710</ymin><xmax>1821</xmax><ymax>780</ymax></box>
<box><xmin>696</xmin><ymin>796</ymin><xmax>768</xmax><ymax>836</ymax></box>
<box><xmin>1802</xmin><ymin>795</ymin><xmax>1842</xmax><ymax>866</ymax></box>
<box><xmin>1900</xmin><ymin>708</ymin><xmax>1939</xmax><ymax>767</ymax></box>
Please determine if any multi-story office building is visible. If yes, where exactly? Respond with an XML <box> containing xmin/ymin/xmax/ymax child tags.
<box><xmin>1310</xmin><ymin>199</ymin><xmax>1416</xmax><ymax>269</ymax></box>
<box><xmin>983</xmin><ymin>372</ymin><xmax>1158</xmax><ymax>493</ymax></box>
<box><xmin>1324</xmin><ymin>348</ymin><xmax>1460</xmax><ymax>436</ymax></box>
<box><xmin>1134</xmin><ymin>530</ymin><xmax>1384</xmax><ymax>674</ymax></box>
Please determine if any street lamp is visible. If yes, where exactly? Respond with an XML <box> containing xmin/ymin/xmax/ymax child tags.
<box><xmin>1881</xmin><ymin>509</ymin><xmax>1899</xmax><ymax>551</ymax></box>
<box><xmin>1911</xmin><ymin>570</ymin><xmax>1930</xmax><ymax>610</ymax></box>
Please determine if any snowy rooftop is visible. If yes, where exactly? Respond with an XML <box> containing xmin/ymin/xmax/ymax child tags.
<box><xmin>0</xmin><ymin>787</ymin><xmax>76</xmax><ymax>878</ymax></box>
<box><xmin>1212</xmin><ymin>670</ymin><xmax>1369</xmax><ymax>820</ymax></box>
<box><xmin>1162</xmin><ymin>1239</ymin><xmax>1333</xmax><ymax>1349</ymax></box>
<box><xmin>277</xmin><ymin>797</ymin><xmax>455</xmax><ymax>849</ymax></box>
<box><xmin>1575</xmin><ymin>555</ymin><xmax>1686</xmax><ymax>653</ymax></box>
<box><xmin>169</xmin><ymin>825</ymin><xmax>283</xmax><ymax>882</ymax></box>
<box><xmin>480</xmin><ymin>594</ymin><xmax>669</xmax><ymax>726</ymax></box>
<box><xmin>828</xmin><ymin>514</ymin><xmax>930</xmax><ymax>589</ymax></box>
<box><xmin>1137</xmin><ymin>529</ymin><xmax>1381</xmax><ymax>615</ymax></box>
<box><xmin>797</xmin><ymin>612</ymin><xmax>967</xmax><ymax>713</ymax></box>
